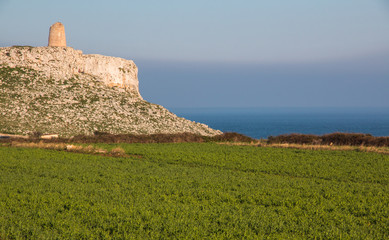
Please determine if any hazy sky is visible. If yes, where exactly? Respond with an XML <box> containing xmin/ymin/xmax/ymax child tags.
<box><xmin>1</xmin><ymin>0</ymin><xmax>389</xmax><ymax>108</ymax></box>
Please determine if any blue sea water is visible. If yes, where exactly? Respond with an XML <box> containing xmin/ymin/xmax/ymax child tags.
<box><xmin>172</xmin><ymin>108</ymin><xmax>389</xmax><ymax>139</ymax></box>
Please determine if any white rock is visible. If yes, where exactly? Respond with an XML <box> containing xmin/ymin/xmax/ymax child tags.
<box><xmin>0</xmin><ymin>46</ymin><xmax>142</xmax><ymax>99</ymax></box>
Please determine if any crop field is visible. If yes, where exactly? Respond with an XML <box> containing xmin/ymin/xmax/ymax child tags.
<box><xmin>0</xmin><ymin>143</ymin><xmax>388</xmax><ymax>239</ymax></box>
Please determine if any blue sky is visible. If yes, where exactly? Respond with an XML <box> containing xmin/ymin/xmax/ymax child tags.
<box><xmin>1</xmin><ymin>0</ymin><xmax>389</xmax><ymax>108</ymax></box>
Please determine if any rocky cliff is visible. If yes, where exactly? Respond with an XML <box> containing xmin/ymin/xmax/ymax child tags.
<box><xmin>0</xmin><ymin>46</ymin><xmax>221</xmax><ymax>137</ymax></box>
<box><xmin>0</xmin><ymin>46</ymin><xmax>141</xmax><ymax>98</ymax></box>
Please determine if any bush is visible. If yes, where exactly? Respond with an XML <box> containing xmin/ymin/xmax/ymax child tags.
<box><xmin>70</xmin><ymin>132</ymin><xmax>255</xmax><ymax>144</ymax></box>
<box><xmin>268</xmin><ymin>132</ymin><xmax>389</xmax><ymax>147</ymax></box>
<box><xmin>29</xmin><ymin>132</ymin><xmax>43</xmax><ymax>139</ymax></box>
<box><xmin>1</xmin><ymin>132</ymin><xmax>256</xmax><ymax>144</ymax></box>
<box><xmin>210</xmin><ymin>132</ymin><xmax>256</xmax><ymax>143</ymax></box>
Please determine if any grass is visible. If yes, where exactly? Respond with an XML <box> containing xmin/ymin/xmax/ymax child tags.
<box><xmin>0</xmin><ymin>143</ymin><xmax>388</xmax><ymax>239</ymax></box>
<box><xmin>7</xmin><ymin>141</ymin><xmax>116</xmax><ymax>156</ymax></box>
<box><xmin>264</xmin><ymin>143</ymin><xmax>389</xmax><ymax>155</ymax></box>
<box><xmin>10</xmin><ymin>45</ymin><xmax>34</xmax><ymax>49</ymax></box>
<box><xmin>219</xmin><ymin>142</ymin><xmax>389</xmax><ymax>155</ymax></box>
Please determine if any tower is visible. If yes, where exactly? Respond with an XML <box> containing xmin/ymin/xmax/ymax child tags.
<box><xmin>48</xmin><ymin>22</ymin><xmax>66</xmax><ymax>47</ymax></box>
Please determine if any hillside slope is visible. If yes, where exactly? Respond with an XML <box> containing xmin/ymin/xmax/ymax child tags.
<box><xmin>0</xmin><ymin>46</ymin><xmax>221</xmax><ymax>136</ymax></box>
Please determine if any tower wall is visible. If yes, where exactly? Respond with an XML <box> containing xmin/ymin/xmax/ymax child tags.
<box><xmin>48</xmin><ymin>22</ymin><xmax>66</xmax><ymax>47</ymax></box>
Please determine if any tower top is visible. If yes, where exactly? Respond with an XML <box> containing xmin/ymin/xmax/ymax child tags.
<box><xmin>48</xmin><ymin>22</ymin><xmax>66</xmax><ymax>47</ymax></box>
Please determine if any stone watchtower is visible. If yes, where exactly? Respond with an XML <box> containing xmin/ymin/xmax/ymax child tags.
<box><xmin>48</xmin><ymin>22</ymin><xmax>66</xmax><ymax>47</ymax></box>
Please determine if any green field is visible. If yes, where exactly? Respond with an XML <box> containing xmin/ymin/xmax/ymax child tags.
<box><xmin>0</xmin><ymin>143</ymin><xmax>388</xmax><ymax>239</ymax></box>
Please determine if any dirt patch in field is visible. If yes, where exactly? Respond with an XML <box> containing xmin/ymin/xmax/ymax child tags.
<box><xmin>4</xmin><ymin>141</ymin><xmax>142</xmax><ymax>159</ymax></box>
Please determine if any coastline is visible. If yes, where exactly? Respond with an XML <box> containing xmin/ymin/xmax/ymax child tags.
<box><xmin>172</xmin><ymin>107</ymin><xmax>389</xmax><ymax>139</ymax></box>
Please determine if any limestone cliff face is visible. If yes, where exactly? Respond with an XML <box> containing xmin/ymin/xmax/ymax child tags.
<box><xmin>0</xmin><ymin>46</ymin><xmax>141</xmax><ymax>98</ymax></box>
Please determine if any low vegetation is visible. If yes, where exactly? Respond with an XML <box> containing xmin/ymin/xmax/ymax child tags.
<box><xmin>75</xmin><ymin>132</ymin><xmax>256</xmax><ymax>144</ymax></box>
<box><xmin>0</xmin><ymin>132</ymin><xmax>256</xmax><ymax>144</ymax></box>
<box><xmin>268</xmin><ymin>132</ymin><xmax>389</xmax><ymax>147</ymax></box>
<box><xmin>7</xmin><ymin>141</ymin><xmax>129</xmax><ymax>158</ymax></box>
<box><xmin>0</xmin><ymin>64</ymin><xmax>220</xmax><ymax>137</ymax></box>
<box><xmin>262</xmin><ymin>142</ymin><xmax>389</xmax><ymax>155</ymax></box>
<box><xmin>0</xmin><ymin>143</ymin><xmax>388</xmax><ymax>239</ymax></box>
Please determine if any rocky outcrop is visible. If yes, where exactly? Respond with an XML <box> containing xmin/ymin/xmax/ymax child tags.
<box><xmin>0</xmin><ymin>46</ymin><xmax>141</xmax><ymax>98</ymax></box>
<box><xmin>0</xmin><ymin>46</ymin><xmax>222</xmax><ymax>137</ymax></box>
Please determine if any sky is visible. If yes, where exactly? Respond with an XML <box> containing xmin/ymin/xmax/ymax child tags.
<box><xmin>1</xmin><ymin>0</ymin><xmax>389</xmax><ymax>108</ymax></box>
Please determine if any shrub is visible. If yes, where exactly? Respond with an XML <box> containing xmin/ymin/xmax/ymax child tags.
<box><xmin>210</xmin><ymin>132</ymin><xmax>255</xmax><ymax>143</ymax></box>
<box><xmin>29</xmin><ymin>131</ymin><xmax>43</xmax><ymax>139</ymax></box>
<box><xmin>70</xmin><ymin>132</ymin><xmax>255</xmax><ymax>144</ymax></box>
<box><xmin>110</xmin><ymin>147</ymin><xmax>126</xmax><ymax>157</ymax></box>
<box><xmin>268</xmin><ymin>132</ymin><xmax>389</xmax><ymax>147</ymax></box>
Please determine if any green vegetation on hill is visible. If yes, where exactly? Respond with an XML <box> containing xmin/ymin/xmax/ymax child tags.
<box><xmin>0</xmin><ymin>65</ymin><xmax>220</xmax><ymax>137</ymax></box>
<box><xmin>0</xmin><ymin>143</ymin><xmax>388</xmax><ymax>239</ymax></box>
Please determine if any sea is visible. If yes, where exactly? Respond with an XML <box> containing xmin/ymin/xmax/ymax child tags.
<box><xmin>172</xmin><ymin>107</ymin><xmax>389</xmax><ymax>139</ymax></box>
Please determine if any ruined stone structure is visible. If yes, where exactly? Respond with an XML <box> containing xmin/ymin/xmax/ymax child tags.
<box><xmin>48</xmin><ymin>22</ymin><xmax>66</xmax><ymax>47</ymax></box>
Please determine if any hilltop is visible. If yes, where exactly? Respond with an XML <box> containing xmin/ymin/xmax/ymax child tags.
<box><xmin>0</xmin><ymin>46</ymin><xmax>221</xmax><ymax>137</ymax></box>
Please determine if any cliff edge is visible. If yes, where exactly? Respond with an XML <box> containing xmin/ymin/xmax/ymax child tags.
<box><xmin>0</xmin><ymin>46</ymin><xmax>141</xmax><ymax>98</ymax></box>
<box><xmin>0</xmin><ymin>46</ymin><xmax>221</xmax><ymax>137</ymax></box>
